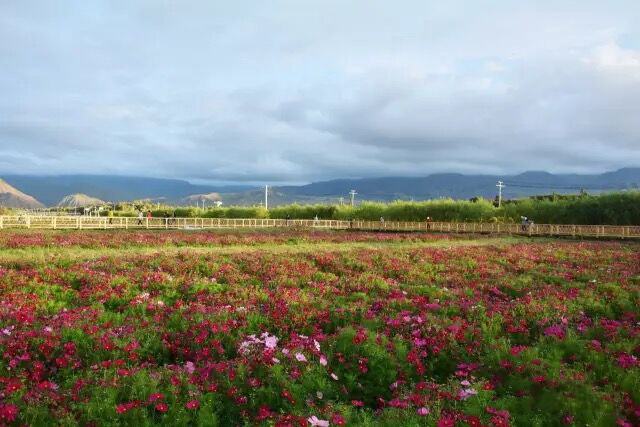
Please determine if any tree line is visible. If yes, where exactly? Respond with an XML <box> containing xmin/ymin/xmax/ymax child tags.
<box><xmin>100</xmin><ymin>192</ymin><xmax>640</xmax><ymax>225</ymax></box>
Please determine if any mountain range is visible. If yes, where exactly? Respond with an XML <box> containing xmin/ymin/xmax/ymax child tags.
<box><xmin>1</xmin><ymin>168</ymin><xmax>639</xmax><ymax>208</ymax></box>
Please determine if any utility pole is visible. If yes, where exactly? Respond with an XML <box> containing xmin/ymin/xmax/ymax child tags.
<box><xmin>264</xmin><ymin>185</ymin><xmax>268</xmax><ymax>210</ymax></box>
<box><xmin>496</xmin><ymin>181</ymin><xmax>505</xmax><ymax>207</ymax></box>
<box><xmin>349</xmin><ymin>190</ymin><xmax>357</xmax><ymax>207</ymax></box>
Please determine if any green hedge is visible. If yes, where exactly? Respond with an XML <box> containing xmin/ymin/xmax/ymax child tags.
<box><xmin>90</xmin><ymin>191</ymin><xmax>640</xmax><ymax>225</ymax></box>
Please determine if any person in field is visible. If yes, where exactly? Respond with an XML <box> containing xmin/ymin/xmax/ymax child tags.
<box><xmin>137</xmin><ymin>211</ymin><xmax>144</xmax><ymax>225</ymax></box>
<box><xmin>107</xmin><ymin>209</ymin><xmax>114</xmax><ymax>225</ymax></box>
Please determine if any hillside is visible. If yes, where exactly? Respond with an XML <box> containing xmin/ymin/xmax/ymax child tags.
<box><xmin>0</xmin><ymin>179</ymin><xmax>45</xmax><ymax>209</ymax></box>
<box><xmin>278</xmin><ymin>168</ymin><xmax>640</xmax><ymax>201</ymax></box>
<box><xmin>0</xmin><ymin>175</ymin><xmax>255</xmax><ymax>206</ymax></box>
<box><xmin>1</xmin><ymin>168</ymin><xmax>639</xmax><ymax>206</ymax></box>
<box><xmin>57</xmin><ymin>194</ymin><xmax>107</xmax><ymax>208</ymax></box>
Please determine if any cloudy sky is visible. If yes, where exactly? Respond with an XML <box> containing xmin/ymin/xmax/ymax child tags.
<box><xmin>1</xmin><ymin>0</ymin><xmax>639</xmax><ymax>184</ymax></box>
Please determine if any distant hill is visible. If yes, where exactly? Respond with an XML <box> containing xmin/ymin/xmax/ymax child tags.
<box><xmin>57</xmin><ymin>194</ymin><xmax>106</xmax><ymax>208</ymax></box>
<box><xmin>0</xmin><ymin>175</ymin><xmax>256</xmax><ymax>206</ymax></box>
<box><xmin>1</xmin><ymin>168</ymin><xmax>639</xmax><ymax>207</ymax></box>
<box><xmin>0</xmin><ymin>179</ymin><xmax>45</xmax><ymax>209</ymax></box>
<box><xmin>277</xmin><ymin>168</ymin><xmax>640</xmax><ymax>202</ymax></box>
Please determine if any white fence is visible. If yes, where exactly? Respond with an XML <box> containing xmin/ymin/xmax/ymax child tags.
<box><xmin>0</xmin><ymin>216</ymin><xmax>639</xmax><ymax>238</ymax></box>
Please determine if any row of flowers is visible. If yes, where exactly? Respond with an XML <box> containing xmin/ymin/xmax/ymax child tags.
<box><xmin>0</xmin><ymin>229</ymin><xmax>461</xmax><ymax>249</ymax></box>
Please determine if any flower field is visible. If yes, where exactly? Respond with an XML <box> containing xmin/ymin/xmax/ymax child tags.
<box><xmin>0</xmin><ymin>230</ymin><xmax>639</xmax><ymax>426</ymax></box>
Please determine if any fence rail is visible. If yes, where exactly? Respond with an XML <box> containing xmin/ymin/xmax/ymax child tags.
<box><xmin>0</xmin><ymin>216</ymin><xmax>639</xmax><ymax>238</ymax></box>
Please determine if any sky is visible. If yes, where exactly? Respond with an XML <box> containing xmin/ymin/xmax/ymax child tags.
<box><xmin>1</xmin><ymin>0</ymin><xmax>639</xmax><ymax>185</ymax></box>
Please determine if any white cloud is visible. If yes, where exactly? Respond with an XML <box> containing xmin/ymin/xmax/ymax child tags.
<box><xmin>0</xmin><ymin>0</ymin><xmax>639</xmax><ymax>182</ymax></box>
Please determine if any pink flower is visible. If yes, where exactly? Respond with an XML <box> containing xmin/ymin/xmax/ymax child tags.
<box><xmin>307</xmin><ymin>415</ymin><xmax>330</xmax><ymax>427</ymax></box>
<box><xmin>184</xmin><ymin>361</ymin><xmax>195</xmax><ymax>375</ymax></box>
<box><xmin>417</xmin><ymin>407</ymin><xmax>430</xmax><ymax>416</ymax></box>
<box><xmin>155</xmin><ymin>403</ymin><xmax>168</xmax><ymax>413</ymax></box>
<box><xmin>617</xmin><ymin>353</ymin><xmax>638</xmax><ymax>369</ymax></box>
<box><xmin>185</xmin><ymin>400</ymin><xmax>200</xmax><ymax>410</ymax></box>
<box><xmin>544</xmin><ymin>323</ymin><xmax>566</xmax><ymax>339</ymax></box>
<box><xmin>265</xmin><ymin>335</ymin><xmax>278</xmax><ymax>349</ymax></box>
<box><xmin>352</xmin><ymin>400</ymin><xmax>364</xmax><ymax>407</ymax></box>
<box><xmin>295</xmin><ymin>352</ymin><xmax>307</xmax><ymax>362</ymax></box>
<box><xmin>330</xmin><ymin>373</ymin><xmax>339</xmax><ymax>380</ymax></box>
<box><xmin>319</xmin><ymin>355</ymin><xmax>328</xmax><ymax>366</ymax></box>
<box><xmin>458</xmin><ymin>388</ymin><xmax>478</xmax><ymax>399</ymax></box>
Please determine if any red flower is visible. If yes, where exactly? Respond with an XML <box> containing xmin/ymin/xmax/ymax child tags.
<box><xmin>256</xmin><ymin>405</ymin><xmax>273</xmax><ymax>421</ymax></box>
<box><xmin>331</xmin><ymin>414</ymin><xmax>346</xmax><ymax>425</ymax></box>
<box><xmin>4</xmin><ymin>379</ymin><xmax>22</xmax><ymax>394</ymax></box>
<box><xmin>0</xmin><ymin>403</ymin><xmax>18</xmax><ymax>422</ymax></box>
<box><xmin>116</xmin><ymin>404</ymin><xmax>129</xmax><ymax>414</ymax></box>
<box><xmin>148</xmin><ymin>393</ymin><xmax>164</xmax><ymax>402</ymax></box>
<box><xmin>185</xmin><ymin>400</ymin><xmax>200</xmax><ymax>410</ymax></box>
<box><xmin>116</xmin><ymin>401</ymin><xmax>140</xmax><ymax>414</ymax></box>
<box><xmin>351</xmin><ymin>400</ymin><xmax>364</xmax><ymax>407</ymax></box>
<box><xmin>437</xmin><ymin>416</ymin><xmax>455</xmax><ymax>427</ymax></box>
<box><xmin>155</xmin><ymin>403</ymin><xmax>168</xmax><ymax>413</ymax></box>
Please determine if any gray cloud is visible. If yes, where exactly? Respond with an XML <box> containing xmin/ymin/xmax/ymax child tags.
<box><xmin>0</xmin><ymin>0</ymin><xmax>639</xmax><ymax>184</ymax></box>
